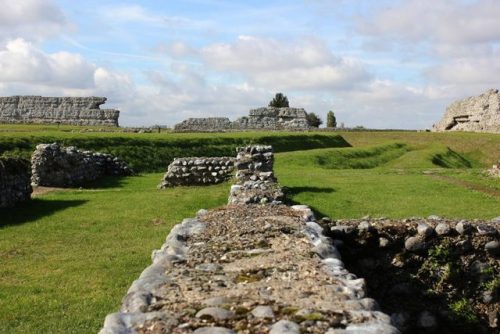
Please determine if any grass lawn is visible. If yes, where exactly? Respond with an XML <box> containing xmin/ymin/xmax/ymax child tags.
<box><xmin>275</xmin><ymin>141</ymin><xmax>499</xmax><ymax>219</ymax></box>
<box><xmin>0</xmin><ymin>174</ymin><xmax>229</xmax><ymax>333</ymax></box>
<box><xmin>0</xmin><ymin>129</ymin><xmax>498</xmax><ymax>333</ymax></box>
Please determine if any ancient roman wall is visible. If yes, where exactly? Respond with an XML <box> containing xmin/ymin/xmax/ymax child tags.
<box><xmin>0</xmin><ymin>157</ymin><xmax>32</xmax><ymax>207</ymax></box>
<box><xmin>173</xmin><ymin>117</ymin><xmax>232</xmax><ymax>132</ymax></box>
<box><xmin>99</xmin><ymin>146</ymin><xmax>400</xmax><ymax>334</ymax></box>
<box><xmin>158</xmin><ymin>157</ymin><xmax>235</xmax><ymax>188</ymax></box>
<box><xmin>432</xmin><ymin>89</ymin><xmax>500</xmax><ymax>133</ymax></box>
<box><xmin>31</xmin><ymin>143</ymin><xmax>133</xmax><ymax>187</ymax></box>
<box><xmin>173</xmin><ymin>107</ymin><xmax>310</xmax><ymax>132</ymax></box>
<box><xmin>0</xmin><ymin>96</ymin><xmax>120</xmax><ymax>127</ymax></box>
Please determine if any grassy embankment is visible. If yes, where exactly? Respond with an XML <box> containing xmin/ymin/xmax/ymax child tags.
<box><xmin>0</xmin><ymin>125</ymin><xmax>499</xmax><ymax>333</ymax></box>
<box><xmin>276</xmin><ymin>131</ymin><xmax>499</xmax><ymax>219</ymax></box>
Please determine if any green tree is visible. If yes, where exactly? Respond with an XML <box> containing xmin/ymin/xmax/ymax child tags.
<box><xmin>268</xmin><ymin>93</ymin><xmax>289</xmax><ymax>107</ymax></box>
<box><xmin>326</xmin><ymin>111</ymin><xmax>337</xmax><ymax>128</ymax></box>
<box><xmin>306</xmin><ymin>112</ymin><xmax>322</xmax><ymax>128</ymax></box>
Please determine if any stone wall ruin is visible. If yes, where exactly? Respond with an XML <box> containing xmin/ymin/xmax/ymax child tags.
<box><xmin>0</xmin><ymin>157</ymin><xmax>32</xmax><ymax>207</ymax></box>
<box><xmin>432</xmin><ymin>89</ymin><xmax>500</xmax><ymax>133</ymax></box>
<box><xmin>99</xmin><ymin>145</ymin><xmax>400</xmax><ymax>334</ymax></box>
<box><xmin>158</xmin><ymin>157</ymin><xmax>235</xmax><ymax>188</ymax></box>
<box><xmin>0</xmin><ymin>96</ymin><xmax>120</xmax><ymax>127</ymax></box>
<box><xmin>31</xmin><ymin>143</ymin><xmax>133</xmax><ymax>187</ymax></box>
<box><xmin>174</xmin><ymin>107</ymin><xmax>310</xmax><ymax>132</ymax></box>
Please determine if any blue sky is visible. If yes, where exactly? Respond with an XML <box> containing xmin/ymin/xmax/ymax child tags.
<box><xmin>0</xmin><ymin>0</ymin><xmax>499</xmax><ymax>128</ymax></box>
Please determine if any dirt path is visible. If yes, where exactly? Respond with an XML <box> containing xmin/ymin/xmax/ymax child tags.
<box><xmin>31</xmin><ymin>186</ymin><xmax>70</xmax><ymax>197</ymax></box>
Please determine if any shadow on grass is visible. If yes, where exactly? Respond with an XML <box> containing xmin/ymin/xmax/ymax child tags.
<box><xmin>283</xmin><ymin>186</ymin><xmax>335</xmax><ymax>219</ymax></box>
<box><xmin>284</xmin><ymin>186</ymin><xmax>336</xmax><ymax>196</ymax></box>
<box><xmin>432</xmin><ymin>147</ymin><xmax>473</xmax><ymax>168</ymax></box>
<box><xmin>0</xmin><ymin>198</ymin><xmax>87</xmax><ymax>228</ymax></box>
<box><xmin>80</xmin><ymin>175</ymin><xmax>131</xmax><ymax>189</ymax></box>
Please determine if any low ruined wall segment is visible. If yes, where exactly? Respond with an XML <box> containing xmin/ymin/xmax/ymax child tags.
<box><xmin>173</xmin><ymin>107</ymin><xmax>310</xmax><ymax>132</ymax></box>
<box><xmin>0</xmin><ymin>96</ymin><xmax>120</xmax><ymax>126</ymax></box>
<box><xmin>174</xmin><ymin>117</ymin><xmax>232</xmax><ymax>132</ymax></box>
<box><xmin>158</xmin><ymin>157</ymin><xmax>235</xmax><ymax>188</ymax></box>
<box><xmin>0</xmin><ymin>157</ymin><xmax>32</xmax><ymax>207</ymax></box>
<box><xmin>432</xmin><ymin>89</ymin><xmax>500</xmax><ymax>133</ymax></box>
<box><xmin>99</xmin><ymin>145</ymin><xmax>400</xmax><ymax>334</ymax></box>
<box><xmin>31</xmin><ymin>143</ymin><xmax>133</xmax><ymax>187</ymax></box>
<box><xmin>228</xmin><ymin>145</ymin><xmax>284</xmax><ymax>204</ymax></box>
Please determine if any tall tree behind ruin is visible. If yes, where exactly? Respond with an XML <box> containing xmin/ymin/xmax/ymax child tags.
<box><xmin>269</xmin><ymin>93</ymin><xmax>289</xmax><ymax>107</ymax></box>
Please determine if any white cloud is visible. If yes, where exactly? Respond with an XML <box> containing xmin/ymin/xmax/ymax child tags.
<box><xmin>201</xmin><ymin>36</ymin><xmax>371</xmax><ymax>91</ymax></box>
<box><xmin>0</xmin><ymin>0</ymin><xmax>70</xmax><ymax>43</ymax></box>
<box><xmin>358</xmin><ymin>0</ymin><xmax>500</xmax><ymax>45</ymax></box>
<box><xmin>0</xmin><ymin>39</ymin><xmax>95</xmax><ymax>88</ymax></box>
<box><xmin>100</xmin><ymin>4</ymin><xmax>211</xmax><ymax>30</ymax></box>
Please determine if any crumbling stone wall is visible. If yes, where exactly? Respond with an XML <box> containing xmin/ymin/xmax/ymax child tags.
<box><xmin>174</xmin><ymin>107</ymin><xmax>310</xmax><ymax>132</ymax></box>
<box><xmin>0</xmin><ymin>157</ymin><xmax>32</xmax><ymax>207</ymax></box>
<box><xmin>158</xmin><ymin>157</ymin><xmax>235</xmax><ymax>188</ymax></box>
<box><xmin>173</xmin><ymin>117</ymin><xmax>232</xmax><ymax>132</ymax></box>
<box><xmin>228</xmin><ymin>145</ymin><xmax>284</xmax><ymax>204</ymax></box>
<box><xmin>31</xmin><ymin>143</ymin><xmax>133</xmax><ymax>187</ymax></box>
<box><xmin>0</xmin><ymin>96</ymin><xmax>120</xmax><ymax>126</ymax></box>
<box><xmin>99</xmin><ymin>146</ymin><xmax>399</xmax><ymax>334</ymax></box>
<box><xmin>323</xmin><ymin>216</ymin><xmax>499</xmax><ymax>332</ymax></box>
<box><xmin>433</xmin><ymin>89</ymin><xmax>500</xmax><ymax>133</ymax></box>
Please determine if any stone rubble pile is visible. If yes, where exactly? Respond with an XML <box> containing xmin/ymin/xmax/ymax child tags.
<box><xmin>174</xmin><ymin>107</ymin><xmax>310</xmax><ymax>132</ymax></box>
<box><xmin>488</xmin><ymin>162</ymin><xmax>500</xmax><ymax>178</ymax></box>
<box><xmin>31</xmin><ymin>143</ymin><xmax>133</xmax><ymax>187</ymax></box>
<box><xmin>228</xmin><ymin>146</ymin><xmax>284</xmax><ymax>205</ymax></box>
<box><xmin>0</xmin><ymin>96</ymin><xmax>120</xmax><ymax>126</ymax></box>
<box><xmin>158</xmin><ymin>157</ymin><xmax>235</xmax><ymax>188</ymax></box>
<box><xmin>323</xmin><ymin>216</ymin><xmax>499</xmax><ymax>332</ymax></box>
<box><xmin>99</xmin><ymin>145</ymin><xmax>399</xmax><ymax>334</ymax></box>
<box><xmin>432</xmin><ymin>89</ymin><xmax>500</xmax><ymax>133</ymax></box>
<box><xmin>0</xmin><ymin>157</ymin><xmax>32</xmax><ymax>207</ymax></box>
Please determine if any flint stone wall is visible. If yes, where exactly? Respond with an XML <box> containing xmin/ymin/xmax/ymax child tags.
<box><xmin>433</xmin><ymin>89</ymin><xmax>500</xmax><ymax>133</ymax></box>
<box><xmin>174</xmin><ymin>107</ymin><xmax>310</xmax><ymax>132</ymax></box>
<box><xmin>173</xmin><ymin>117</ymin><xmax>232</xmax><ymax>132</ymax></box>
<box><xmin>0</xmin><ymin>96</ymin><xmax>120</xmax><ymax>126</ymax></box>
<box><xmin>99</xmin><ymin>146</ymin><xmax>399</xmax><ymax>334</ymax></box>
<box><xmin>0</xmin><ymin>157</ymin><xmax>32</xmax><ymax>207</ymax></box>
<box><xmin>31</xmin><ymin>143</ymin><xmax>133</xmax><ymax>187</ymax></box>
<box><xmin>158</xmin><ymin>157</ymin><xmax>235</xmax><ymax>188</ymax></box>
<box><xmin>228</xmin><ymin>145</ymin><xmax>284</xmax><ymax>205</ymax></box>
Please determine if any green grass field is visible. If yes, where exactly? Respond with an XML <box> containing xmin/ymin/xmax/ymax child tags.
<box><xmin>0</xmin><ymin>125</ymin><xmax>498</xmax><ymax>333</ymax></box>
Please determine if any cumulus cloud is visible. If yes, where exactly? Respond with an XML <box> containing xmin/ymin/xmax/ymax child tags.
<box><xmin>0</xmin><ymin>0</ymin><xmax>70</xmax><ymax>43</ymax></box>
<box><xmin>201</xmin><ymin>36</ymin><xmax>371</xmax><ymax>91</ymax></box>
<box><xmin>0</xmin><ymin>39</ymin><xmax>95</xmax><ymax>88</ymax></box>
<box><xmin>358</xmin><ymin>0</ymin><xmax>500</xmax><ymax>45</ymax></box>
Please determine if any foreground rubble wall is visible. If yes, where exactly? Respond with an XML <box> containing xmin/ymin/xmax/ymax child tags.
<box><xmin>158</xmin><ymin>157</ymin><xmax>235</xmax><ymax>188</ymax></box>
<box><xmin>0</xmin><ymin>157</ymin><xmax>32</xmax><ymax>207</ymax></box>
<box><xmin>0</xmin><ymin>96</ymin><xmax>120</xmax><ymax>126</ymax></box>
<box><xmin>432</xmin><ymin>89</ymin><xmax>500</xmax><ymax>133</ymax></box>
<box><xmin>99</xmin><ymin>146</ymin><xmax>399</xmax><ymax>334</ymax></box>
<box><xmin>31</xmin><ymin>143</ymin><xmax>133</xmax><ymax>187</ymax></box>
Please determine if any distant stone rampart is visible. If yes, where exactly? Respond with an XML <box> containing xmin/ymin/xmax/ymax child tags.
<box><xmin>158</xmin><ymin>157</ymin><xmax>235</xmax><ymax>188</ymax></box>
<box><xmin>432</xmin><ymin>89</ymin><xmax>500</xmax><ymax>133</ymax></box>
<box><xmin>0</xmin><ymin>96</ymin><xmax>120</xmax><ymax>126</ymax></box>
<box><xmin>174</xmin><ymin>107</ymin><xmax>310</xmax><ymax>132</ymax></box>
<box><xmin>0</xmin><ymin>157</ymin><xmax>32</xmax><ymax>207</ymax></box>
<box><xmin>31</xmin><ymin>143</ymin><xmax>133</xmax><ymax>187</ymax></box>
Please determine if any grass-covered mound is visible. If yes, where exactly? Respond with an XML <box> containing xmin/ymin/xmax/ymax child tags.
<box><xmin>0</xmin><ymin>125</ymin><xmax>350</xmax><ymax>172</ymax></box>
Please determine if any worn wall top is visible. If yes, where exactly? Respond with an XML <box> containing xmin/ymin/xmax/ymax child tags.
<box><xmin>0</xmin><ymin>96</ymin><xmax>120</xmax><ymax>126</ymax></box>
